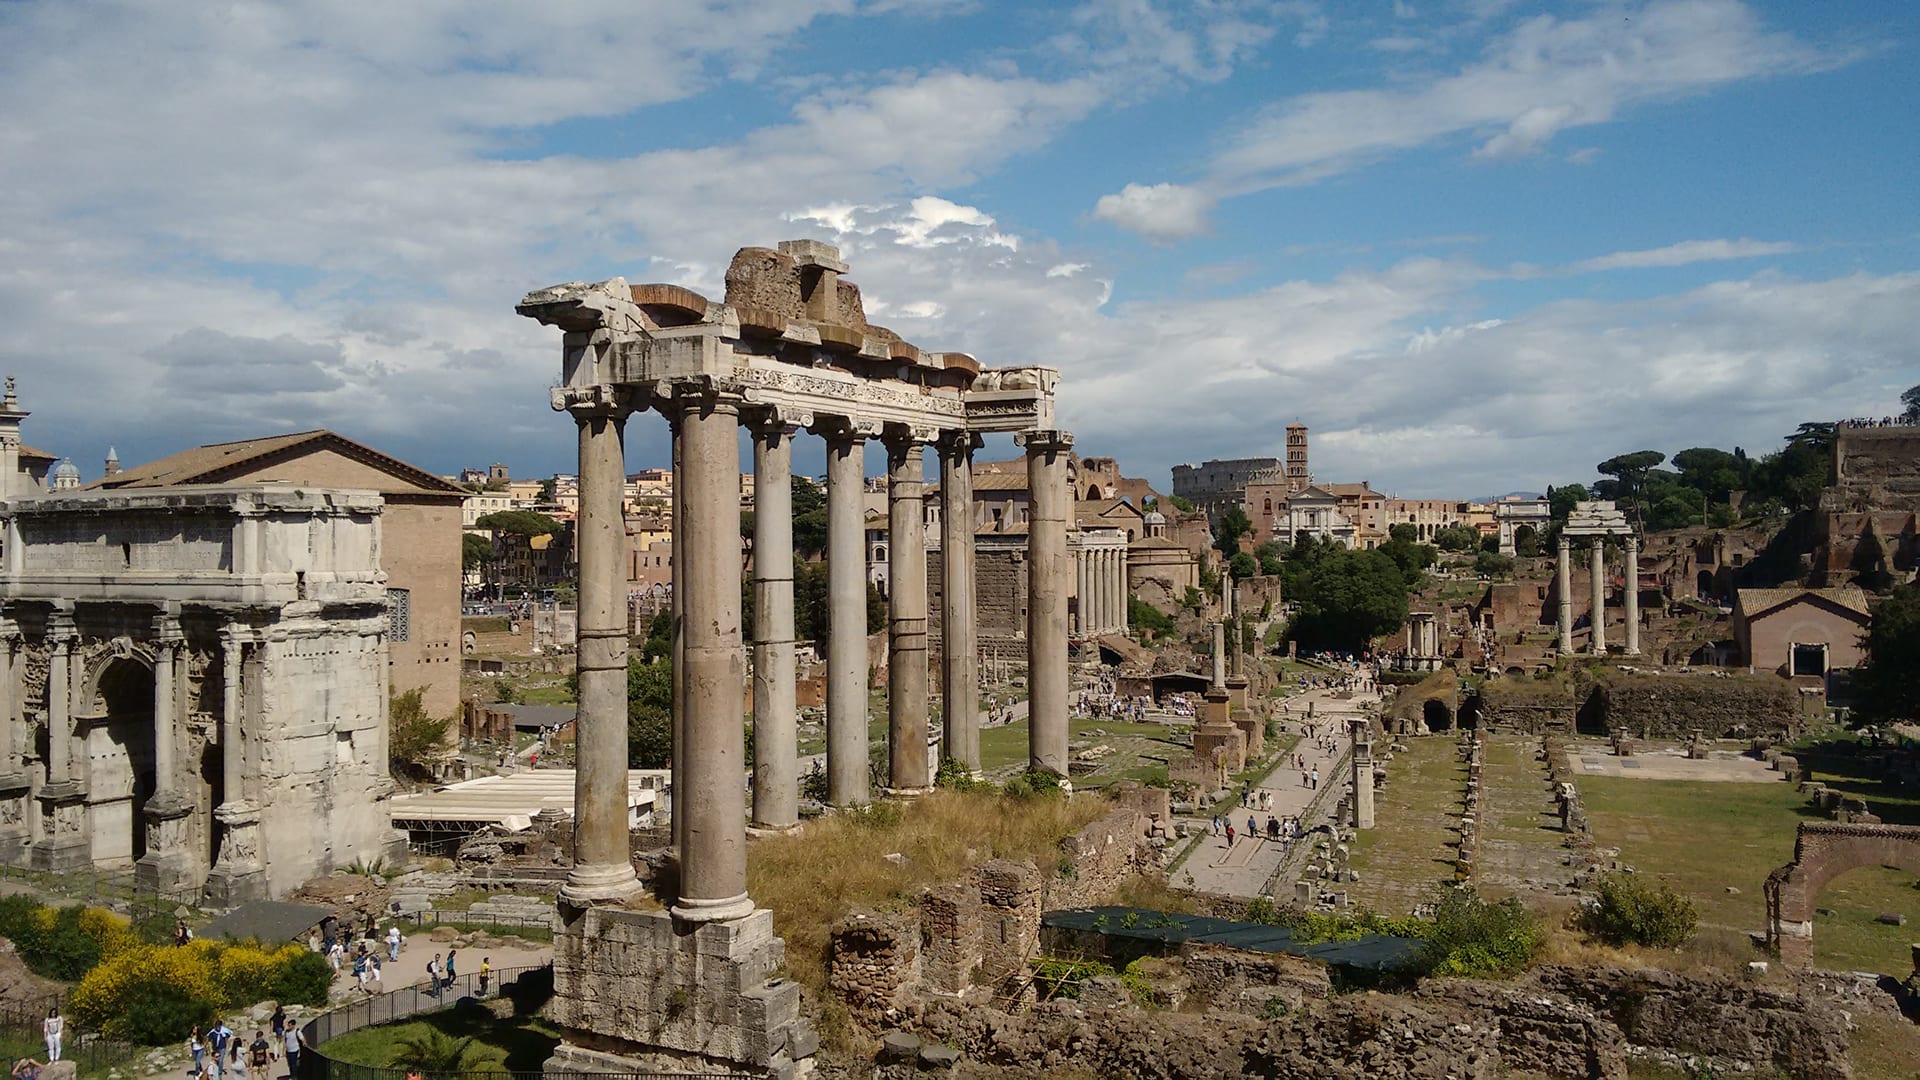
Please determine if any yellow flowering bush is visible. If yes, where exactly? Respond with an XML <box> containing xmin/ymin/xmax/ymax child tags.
<box><xmin>71</xmin><ymin>938</ymin><xmax>334</xmax><ymax>1044</ymax></box>
<box><xmin>77</xmin><ymin>905</ymin><xmax>137</xmax><ymax>958</ymax></box>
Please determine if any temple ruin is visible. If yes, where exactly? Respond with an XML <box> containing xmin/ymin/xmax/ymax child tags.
<box><xmin>516</xmin><ymin>240</ymin><xmax>1073</xmax><ymax>1078</ymax></box>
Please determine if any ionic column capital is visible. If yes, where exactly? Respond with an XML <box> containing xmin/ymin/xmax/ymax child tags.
<box><xmin>1015</xmin><ymin>428</ymin><xmax>1074</xmax><ymax>453</ymax></box>
<box><xmin>551</xmin><ymin>382</ymin><xmax>634</xmax><ymax>419</ymax></box>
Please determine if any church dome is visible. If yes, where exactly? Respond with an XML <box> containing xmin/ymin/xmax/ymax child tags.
<box><xmin>52</xmin><ymin>457</ymin><xmax>80</xmax><ymax>481</ymax></box>
<box><xmin>1143</xmin><ymin>510</ymin><xmax>1166</xmax><ymax>525</ymax></box>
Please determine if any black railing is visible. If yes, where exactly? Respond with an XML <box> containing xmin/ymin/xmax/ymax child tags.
<box><xmin>298</xmin><ymin>965</ymin><xmax>753</xmax><ymax>1080</ymax></box>
<box><xmin>0</xmin><ymin>861</ymin><xmax>202</xmax><ymax>914</ymax></box>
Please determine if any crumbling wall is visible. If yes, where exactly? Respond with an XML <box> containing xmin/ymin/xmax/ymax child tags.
<box><xmin>1582</xmin><ymin>670</ymin><xmax>1799</xmax><ymax>740</ymax></box>
<box><xmin>828</xmin><ymin>911</ymin><xmax>921</xmax><ymax>1025</ymax></box>
<box><xmin>1476</xmin><ymin>677</ymin><xmax>1576</xmax><ymax>733</ymax></box>
<box><xmin>1047</xmin><ymin>808</ymin><xmax>1150</xmax><ymax>908</ymax></box>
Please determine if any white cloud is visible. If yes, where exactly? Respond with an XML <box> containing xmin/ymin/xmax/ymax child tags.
<box><xmin>1046</xmin><ymin>263</ymin><xmax>1091</xmax><ymax>278</ymax></box>
<box><xmin>1570</xmin><ymin>238</ymin><xmax>1801</xmax><ymax>273</ymax></box>
<box><xmin>1090</xmin><ymin>182</ymin><xmax>1215</xmax><ymax>242</ymax></box>
<box><xmin>1199</xmin><ymin>0</ymin><xmax>1838</xmax><ymax>191</ymax></box>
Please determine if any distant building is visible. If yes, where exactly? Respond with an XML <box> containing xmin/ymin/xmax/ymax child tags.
<box><xmin>1171</xmin><ymin>457</ymin><xmax>1282</xmax><ymax>524</ymax></box>
<box><xmin>1732</xmin><ymin>586</ymin><xmax>1870</xmax><ymax>681</ymax></box>
<box><xmin>1280</xmin><ymin>486</ymin><xmax>1357</xmax><ymax>548</ymax></box>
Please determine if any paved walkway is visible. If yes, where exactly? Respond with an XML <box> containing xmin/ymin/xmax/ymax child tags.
<box><xmin>1176</xmin><ymin>688</ymin><xmax>1378</xmax><ymax>898</ymax></box>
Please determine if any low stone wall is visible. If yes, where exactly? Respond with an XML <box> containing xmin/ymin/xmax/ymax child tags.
<box><xmin>828</xmin><ymin>911</ymin><xmax>921</xmax><ymax>1024</ymax></box>
<box><xmin>1476</xmin><ymin>678</ymin><xmax>1576</xmax><ymax>733</ymax></box>
<box><xmin>1581</xmin><ymin>670</ymin><xmax>1799</xmax><ymax>741</ymax></box>
<box><xmin>1050</xmin><ymin>808</ymin><xmax>1151</xmax><ymax>908</ymax></box>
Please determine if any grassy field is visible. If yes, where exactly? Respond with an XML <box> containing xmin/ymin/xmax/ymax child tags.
<box><xmin>1346</xmin><ymin>736</ymin><xmax>1466</xmax><ymax>914</ymax></box>
<box><xmin>1580</xmin><ymin>763</ymin><xmax>1919</xmax><ymax>973</ymax></box>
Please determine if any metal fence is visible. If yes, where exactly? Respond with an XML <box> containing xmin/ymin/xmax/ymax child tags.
<box><xmin>400</xmin><ymin>908</ymin><xmax>554</xmax><ymax>932</ymax></box>
<box><xmin>0</xmin><ymin>1001</ymin><xmax>137</xmax><ymax>1077</ymax></box>
<box><xmin>0</xmin><ymin>861</ymin><xmax>202</xmax><ymax>914</ymax></box>
<box><xmin>297</xmin><ymin>965</ymin><xmax>753</xmax><ymax>1080</ymax></box>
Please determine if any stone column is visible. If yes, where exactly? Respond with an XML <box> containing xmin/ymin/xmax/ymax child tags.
<box><xmin>561</xmin><ymin>401</ymin><xmax>641</xmax><ymax>906</ymax></box>
<box><xmin>885</xmin><ymin>434</ymin><xmax>931</xmax><ymax>795</ymax></box>
<box><xmin>137</xmin><ymin>608</ymin><xmax>195</xmax><ymax>892</ymax></box>
<box><xmin>204</xmin><ymin>625</ymin><xmax>264</xmax><ymax>902</ymax></box>
<box><xmin>671</xmin><ymin>392</ymin><xmax>753</xmax><ymax>925</ymax></box>
<box><xmin>1019</xmin><ymin>430</ymin><xmax>1072</xmax><ymax>776</ymax></box>
<box><xmin>1589</xmin><ymin>538</ymin><xmax>1607</xmax><ymax>655</ymax></box>
<box><xmin>939</xmin><ymin>432</ymin><xmax>980</xmax><ymax>773</ymax></box>
<box><xmin>670</xmin><ymin>411</ymin><xmax>685</xmax><ymax>851</ymax></box>
<box><xmin>44</xmin><ymin>614</ymin><xmax>74</xmax><ymax>786</ymax></box>
<box><xmin>1351</xmin><ymin>716</ymin><xmax>1375</xmax><ymax>829</ymax></box>
<box><xmin>1105</xmin><ymin>550</ymin><xmax>1120</xmax><ymax>635</ymax></box>
<box><xmin>0</xmin><ymin>618</ymin><xmax>25</xmax><ymax>864</ymax></box>
<box><xmin>749</xmin><ymin>417</ymin><xmax>799</xmax><ymax>831</ymax></box>
<box><xmin>1556</xmin><ymin>534</ymin><xmax>1573</xmax><ymax>653</ymax></box>
<box><xmin>1117</xmin><ymin>550</ymin><xmax>1128</xmax><ymax>634</ymax></box>
<box><xmin>1623</xmin><ymin>533</ymin><xmax>1641</xmax><ymax>656</ymax></box>
<box><xmin>1074</xmin><ymin>550</ymin><xmax>1087</xmax><ymax>636</ymax></box>
<box><xmin>1211</xmin><ymin>619</ymin><xmax>1227</xmax><ymax>689</ymax></box>
<box><xmin>824</xmin><ymin>430</ymin><xmax>870</xmax><ymax>806</ymax></box>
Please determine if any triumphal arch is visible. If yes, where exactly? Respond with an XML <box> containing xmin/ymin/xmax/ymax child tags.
<box><xmin>517</xmin><ymin>240</ymin><xmax>1073</xmax><ymax>1078</ymax></box>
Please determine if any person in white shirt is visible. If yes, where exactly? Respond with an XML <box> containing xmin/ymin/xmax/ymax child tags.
<box><xmin>41</xmin><ymin>1009</ymin><xmax>61</xmax><ymax>1063</ymax></box>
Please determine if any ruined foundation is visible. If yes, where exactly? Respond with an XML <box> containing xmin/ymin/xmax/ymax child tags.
<box><xmin>546</xmin><ymin>905</ymin><xmax>816</xmax><ymax>1079</ymax></box>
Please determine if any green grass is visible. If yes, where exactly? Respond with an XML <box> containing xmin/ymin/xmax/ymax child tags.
<box><xmin>1580</xmin><ymin>770</ymin><xmax>1917</xmax><ymax>973</ymax></box>
<box><xmin>317</xmin><ymin>1005</ymin><xmax>561</xmax><ymax>1073</ymax></box>
<box><xmin>1347</xmin><ymin>737</ymin><xmax>1467</xmax><ymax>914</ymax></box>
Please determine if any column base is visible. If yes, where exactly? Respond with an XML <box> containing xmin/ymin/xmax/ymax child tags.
<box><xmin>0</xmin><ymin>772</ymin><xmax>30</xmax><ymax>867</ymax></box>
<box><xmin>558</xmin><ymin>862</ymin><xmax>644</xmax><ymax>907</ymax></box>
<box><xmin>882</xmin><ymin>785</ymin><xmax>934</xmax><ymax>799</ymax></box>
<box><xmin>548</xmin><ymin>906</ymin><xmax>814</xmax><ymax>1079</ymax></box>
<box><xmin>205</xmin><ymin>800</ymin><xmax>267</xmax><ymax>905</ymax></box>
<box><xmin>135</xmin><ymin>790</ymin><xmax>202</xmax><ymax>894</ymax></box>
<box><xmin>671</xmin><ymin>891</ymin><xmax>756</xmax><ymax>925</ymax></box>
<box><xmin>33</xmin><ymin>781</ymin><xmax>90</xmax><ymax>872</ymax></box>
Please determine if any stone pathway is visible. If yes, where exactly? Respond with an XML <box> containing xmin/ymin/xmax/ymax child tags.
<box><xmin>1474</xmin><ymin>735</ymin><xmax>1571</xmax><ymax>899</ymax></box>
<box><xmin>1175</xmin><ymin>688</ymin><xmax>1374</xmax><ymax>898</ymax></box>
<box><xmin>1344</xmin><ymin>736</ymin><xmax>1467</xmax><ymax>915</ymax></box>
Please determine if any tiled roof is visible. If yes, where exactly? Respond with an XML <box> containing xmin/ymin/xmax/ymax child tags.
<box><xmin>1735</xmin><ymin>586</ymin><xmax>1871</xmax><ymax>620</ymax></box>
<box><xmin>89</xmin><ymin>430</ymin><xmax>464</xmax><ymax>495</ymax></box>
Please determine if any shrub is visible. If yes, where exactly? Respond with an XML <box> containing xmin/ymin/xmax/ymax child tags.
<box><xmin>1004</xmin><ymin>767</ymin><xmax>1065</xmax><ymax>801</ymax></box>
<box><xmin>1416</xmin><ymin>887</ymin><xmax>1540</xmax><ymax>978</ymax></box>
<box><xmin>1577</xmin><ymin>873</ymin><xmax>1698</xmax><ymax>948</ymax></box>
<box><xmin>934</xmin><ymin>758</ymin><xmax>991</xmax><ymax>793</ymax></box>
<box><xmin>3</xmin><ymin>902</ymin><xmax>113</xmax><ymax>980</ymax></box>
<box><xmin>73</xmin><ymin>939</ymin><xmax>331</xmax><ymax>1043</ymax></box>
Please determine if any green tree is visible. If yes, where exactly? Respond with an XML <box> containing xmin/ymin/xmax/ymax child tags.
<box><xmin>1547</xmin><ymin>483</ymin><xmax>1588</xmax><ymax>522</ymax></box>
<box><xmin>1514</xmin><ymin>524</ymin><xmax>1542</xmax><ymax>558</ymax></box>
<box><xmin>1214</xmin><ymin>506</ymin><xmax>1251</xmax><ymax>556</ymax></box>
<box><xmin>461</xmin><ymin>532</ymin><xmax>492</xmax><ymax>571</ymax></box>
<box><xmin>1285</xmin><ymin>548</ymin><xmax>1409</xmax><ymax>653</ymax></box>
<box><xmin>1474</xmin><ymin>550</ymin><xmax>1515</xmax><ymax>576</ymax></box>
<box><xmin>1388</xmin><ymin>523</ymin><xmax>1417</xmax><ymax>543</ymax></box>
<box><xmin>1671</xmin><ymin>447</ymin><xmax>1741</xmax><ymax>501</ymax></box>
<box><xmin>791</xmin><ymin>475</ymin><xmax>828</xmax><ymax>557</ymax></box>
<box><xmin>1853</xmin><ymin>583</ymin><xmax>1920</xmax><ymax>724</ymax></box>
<box><xmin>388</xmin><ymin>688</ymin><xmax>451</xmax><ymax>779</ymax></box>
<box><xmin>1904</xmin><ymin>383</ymin><xmax>1920</xmax><ymax>423</ymax></box>
<box><xmin>1167</xmin><ymin>494</ymin><xmax>1194</xmax><ymax>513</ymax></box>
<box><xmin>1228</xmin><ymin>551</ymin><xmax>1257</xmax><ymax>580</ymax></box>
<box><xmin>475</xmin><ymin>509</ymin><xmax>562</xmax><ymax>536</ymax></box>
<box><xmin>628</xmin><ymin>656</ymin><xmax>674</xmax><ymax>768</ymax></box>
<box><xmin>1128</xmin><ymin>596</ymin><xmax>1176</xmax><ymax>643</ymax></box>
<box><xmin>1596</xmin><ymin>451</ymin><xmax>1666</xmax><ymax>521</ymax></box>
<box><xmin>1433</xmin><ymin>524</ymin><xmax>1480</xmax><ymax>552</ymax></box>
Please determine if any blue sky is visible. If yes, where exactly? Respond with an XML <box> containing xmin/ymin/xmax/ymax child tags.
<box><xmin>0</xmin><ymin>0</ymin><xmax>1914</xmax><ymax>499</ymax></box>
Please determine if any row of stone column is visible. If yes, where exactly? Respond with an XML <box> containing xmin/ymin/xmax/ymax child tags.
<box><xmin>1404</xmin><ymin>613</ymin><xmax>1438</xmax><ymax>657</ymax></box>
<box><xmin>1554</xmin><ymin>534</ymin><xmax>1640</xmax><ymax>656</ymax></box>
<box><xmin>560</xmin><ymin>389</ymin><xmax>1073</xmax><ymax>926</ymax></box>
<box><xmin>1075</xmin><ymin>545</ymin><xmax>1129</xmax><ymax>638</ymax></box>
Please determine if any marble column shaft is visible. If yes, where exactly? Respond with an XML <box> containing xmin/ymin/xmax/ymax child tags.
<box><xmin>1117</xmin><ymin>550</ymin><xmax>1128</xmax><ymax>634</ymax></box>
<box><xmin>1022</xmin><ymin>430</ymin><xmax>1072</xmax><ymax>776</ymax></box>
<box><xmin>46</xmin><ymin>621</ymin><xmax>73</xmax><ymax>785</ymax></box>
<box><xmin>1623</xmin><ymin>534</ymin><xmax>1641</xmax><ymax>656</ymax></box>
<box><xmin>152</xmin><ymin>638</ymin><xmax>177</xmax><ymax>793</ymax></box>
<box><xmin>219</xmin><ymin>628</ymin><xmax>244</xmax><ymax>803</ymax></box>
<box><xmin>672</xmin><ymin>395</ymin><xmax>752</xmax><ymax>924</ymax></box>
<box><xmin>0</xmin><ymin>632</ymin><xmax>14</xmax><ymax>774</ymax></box>
<box><xmin>1589</xmin><ymin>539</ymin><xmax>1607</xmax><ymax>655</ymax></box>
<box><xmin>1076</xmin><ymin>550</ymin><xmax>1090</xmax><ymax>636</ymax></box>
<box><xmin>824</xmin><ymin>433</ymin><xmax>870</xmax><ymax>806</ymax></box>
<box><xmin>670</xmin><ymin>415</ymin><xmax>686</xmax><ymax>850</ymax></box>
<box><xmin>563</xmin><ymin>406</ymin><xmax>641</xmax><ymax>904</ymax></box>
<box><xmin>750</xmin><ymin>421</ymin><xmax>799</xmax><ymax>830</ymax></box>
<box><xmin>1556</xmin><ymin>535</ymin><xmax>1574</xmax><ymax>653</ymax></box>
<box><xmin>939</xmin><ymin>435</ymin><xmax>979</xmax><ymax>772</ymax></box>
<box><xmin>885</xmin><ymin>437</ymin><xmax>931</xmax><ymax>793</ymax></box>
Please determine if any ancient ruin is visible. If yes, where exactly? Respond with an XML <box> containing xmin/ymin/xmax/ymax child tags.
<box><xmin>1556</xmin><ymin>500</ymin><xmax>1640</xmax><ymax>656</ymax></box>
<box><xmin>516</xmin><ymin>240</ymin><xmax>1073</xmax><ymax>1078</ymax></box>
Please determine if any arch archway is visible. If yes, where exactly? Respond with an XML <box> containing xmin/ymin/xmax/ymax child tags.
<box><xmin>1696</xmin><ymin>570</ymin><xmax>1714</xmax><ymax>599</ymax></box>
<box><xmin>90</xmin><ymin>657</ymin><xmax>156</xmax><ymax>864</ymax></box>
<box><xmin>1423</xmin><ymin>699</ymin><xmax>1453</xmax><ymax>732</ymax></box>
<box><xmin>1766</xmin><ymin>822</ymin><xmax>1920</xmax><ymax>969</ymax></box>
<box><xmin>1457</xmin><ymin>695</ymin><xmax>1483</xmax><ymax>730</ymax></box>
<box><xmin>1085</xmin><ymin>484</ymin><xmax>1103</xmax><ymax>501</ymax></box>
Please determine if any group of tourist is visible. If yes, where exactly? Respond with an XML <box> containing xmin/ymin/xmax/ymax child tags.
<box><xmin>183</xmin><ymin>1013</ymin><xmax>304</xmax><ymax>1080</ymax></box>
<box><xmin>1837</xmin><ymin>416</ymin><xmax>1917</xmax><ymax>428</ymax></box>
<box><xmin>1210</xmin><ymin>811</ymin><xmax>1306</xmax><ymax>849</ymax></box>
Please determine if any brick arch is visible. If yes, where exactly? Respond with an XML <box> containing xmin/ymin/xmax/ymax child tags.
<box><xmin>1766</xmin><ymin>821</ymin><xmax>1920</xmax><ymax>969</ymax></box>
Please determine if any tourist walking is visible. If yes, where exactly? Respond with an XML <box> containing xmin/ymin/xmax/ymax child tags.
<box><xmin>207</xmin><ymin>1022</ymin><xmax>234</xmax><ymax>1080</ymax></box>
<box><xmin>187</xmin><ymin>1027</ymin><xmax>204</xmax><ymax>1077</ymax></box>
<box><xmin>1310</xmin><ymin>767</ymin><xmax>1319</xmax><ymax>790</ymax></box>
<box><xmin>478</xmin><ymin>956</ymin><xmax>491</xmax><ymax>999</ymax></box>
<box><xmin>247</xmin><ymin>1031</ymin><xmax>273</xmax><ymax>1079</ymax></box>
<box><xmin>426</xmin><ymin>953</ymin><xmax>443</xmax><ymax>997</ymax></box>
<box><xmin>386</xmin><ymin>924</ymin><xmax>402</xmax><ymax>961</ymax></box>
<box><xmin>1225</xmin><ymin>824</ymin><xmax>1235</xmax><ymax>847</ymax></box>
<box><xmin>326</xmin><ymin>938</ymin><xmax>344</xmax><ymax>975</ymax></box>
<box><xmin>444</xmin><ymin>947</ymin><xmax>458</xmax><ymax>990</ymax></box>
<box><xmin>42</xmin><ymin>1008</ymin><xmax>61</xmax><ymax>1063</ymax></box>
<box><xmin>281</xmin><ymin>1024</ymin><xmax>305</xmax><ymax>1080</ymax></box>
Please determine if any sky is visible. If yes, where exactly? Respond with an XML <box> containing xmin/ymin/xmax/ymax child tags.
<box><xmin>1</xmin><ymin>0</ymin><xmax>1915</xmax><ymax>500</ymax></box>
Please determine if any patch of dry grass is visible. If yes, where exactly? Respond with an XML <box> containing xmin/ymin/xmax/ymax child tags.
<box><xmin>747</xmin><ymin>790</ymin><xmax>1111</xmax><ymax>993</ymax></box>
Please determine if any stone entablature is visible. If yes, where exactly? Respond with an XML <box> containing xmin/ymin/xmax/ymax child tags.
<box><xmin>0</xmin><ymin>485</ymin><xmax>403</xmax><ymax>901</ymax></box>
